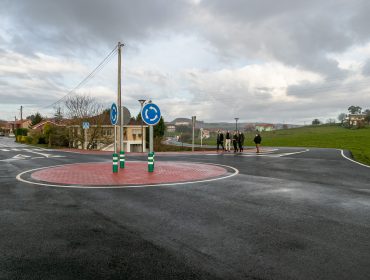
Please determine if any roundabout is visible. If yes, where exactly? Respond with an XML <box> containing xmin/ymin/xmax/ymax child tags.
<box><xmin>16</xmin><ymin>161</ymin><xmax>239</xmax><ymax>188</ymax></box>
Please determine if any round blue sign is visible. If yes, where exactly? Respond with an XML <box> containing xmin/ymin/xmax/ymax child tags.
<box><xmin>141</xmin><ymin>103</ymin><xmax>161</xmax><ymax>125</ymax></box>
<box><xmin>110</xmin><ymin>103</ymin><xmax>118</xmax><ymax>125</ymax></box>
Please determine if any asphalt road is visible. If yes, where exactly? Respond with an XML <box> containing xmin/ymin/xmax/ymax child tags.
<box><xmin>1</xmin><ymin>136</ymin><xmax>370</xmax><ymax>280</ymax></box>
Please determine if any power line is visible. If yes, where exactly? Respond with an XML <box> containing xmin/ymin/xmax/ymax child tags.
<box><xmin>42</xmin><ymin>45</ymin><xmax>118</xmax><ymax>109</ymax></box>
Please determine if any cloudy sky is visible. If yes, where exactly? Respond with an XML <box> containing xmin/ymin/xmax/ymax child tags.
<box><xmin>1</xmin><ymin>0</ymin><xmax>370</xmax><ymax>124</ymax></box>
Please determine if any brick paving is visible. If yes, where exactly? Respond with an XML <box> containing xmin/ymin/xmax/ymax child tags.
<box><xmin>30</xmin><ymin>161</ymin><xmax>229</xmax><ymax>186</ymax></box>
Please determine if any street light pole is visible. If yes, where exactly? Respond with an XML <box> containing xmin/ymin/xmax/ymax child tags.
<box><xmin>234</xmin><ymin>118</ymin><xmax>239</xmax><ymax>131</ymax></box>
<box><xmin>138</xmin><ymin>99</ymin><xmax>146</xmax><ymax>152</ymax></box>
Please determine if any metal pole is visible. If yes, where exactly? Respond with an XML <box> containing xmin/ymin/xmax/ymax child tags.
<box><xmin>149</xmin><ymin>125</ymin><xmax>153</xmax><ymax>153</ymax></box>
<box><xmin>114</xmin><ymin>125</ymin><xmax>117</xmax><ymax>154</ymax></box>
<box><xmin>235</xmin><ymin>118</ymin><xmax>239</xmax><ymax>131</ymax></box>
<box><xmin>84</xmin><ymin>128</ymin><xmax>87</xmax><ymax>150</ymax></box>
<box><xmin>200</xmin><ymin>128</ymin><xmax>203</xmax><ymax>148</ymax></box>
<box><xmin>141</xmin><ymin>108</ymin><xmax>144</xmax><ymax>152</ymax></box>
<box><xmin>192</xmin><ymin>116</ymin><xmax>196</xmax><ymax>152</ymax></box>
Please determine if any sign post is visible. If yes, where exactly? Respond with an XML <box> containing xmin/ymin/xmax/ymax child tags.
<box><xmin>82</xmin><ymin>122</ymin><xmax>90</xmax><ymax>150</ymax></box>
<box><xmin>200</xmin><ymin>128</ymin><xmax>203</xmax><ymax>148</ymax></box>
<box><xmin>110</xmin><ymin>103</ymin><xmax>119</xmax><ymax>173</ymax></box>
<box><xmin>192</xmin><ymin>116</ymin><xmax>196</xmax><ymax>152</ymax></box>
<box><xmin>141</xmin><ymin>102</ymin><xmax>161</xmax><ymax>172</ymax></box>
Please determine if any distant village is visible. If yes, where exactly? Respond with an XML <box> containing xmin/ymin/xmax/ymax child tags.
<box><xmin>165</xmin><ymin>118</ymin><xmax>300</xmax><ymax>140</ymax></box>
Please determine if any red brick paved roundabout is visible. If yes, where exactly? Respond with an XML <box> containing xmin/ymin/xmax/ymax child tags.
<box><xmin>17</xmin><ymin>161</ymin><xmax>238</xmax><ymax>188</ymax></box>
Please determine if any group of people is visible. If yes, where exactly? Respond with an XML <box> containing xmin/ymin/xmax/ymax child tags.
<box><xmin>216</xmin><ymin>130</ymin><xmax>262</xmax><ymax>153</ymax></box>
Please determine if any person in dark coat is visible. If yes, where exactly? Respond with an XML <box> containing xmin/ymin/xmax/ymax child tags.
<box><xmin>253</xmin><ymin>133</ymin><xmax>262</xmax><ymax>153</ymax></box>
<box><xmin>238</xmin><ymin>131</ymin><xmax>245</xmax><ymax>152</ymax></box>
<box><xmin>232</xmin><ymin>131</ymin><xmax>239</xmax><ymax>153</ymax></box>
<box><xmin>216</xmin><ymin>130</ymin><xmax>224</xmax><ymax>152</ymax></box>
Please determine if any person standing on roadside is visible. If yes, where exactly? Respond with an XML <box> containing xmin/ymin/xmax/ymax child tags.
<box><xmin>232</xmin><ymin>131</ymin><xmax>239</xmax><ymax>153</ymax></box>
<box><xmin>225</xmin><ymin>130</ymin><xmax>231</xmax><ymax>152</ymax></box>
<box><xmin>216</xmin><ymin>130</ymin><xmax>224</xmax><ymax>152</ymax></box>
<box><xmin>254</xmin><ymin>133</ymin><xmax>262</xmax><ymax>153</ymax></box>
<box><xmin>238</xmin><ymin>131</ymin><xmax>245</xmax><ymax>152</ymax></box>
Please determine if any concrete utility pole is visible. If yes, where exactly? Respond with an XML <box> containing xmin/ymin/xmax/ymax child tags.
<box><xmin>117</xmin><ymin>42</ymin><xmax>124</xmax><ymax>153</ymax></box>
<box><xmin>148</xmin><ymin>100</ymin><xmax>154</xmax><ymax>153</ymax></box>
<box><xmin>20</xmin><ymin>106</ymin><xmax>23</xmax><ymax>120</ymax></box>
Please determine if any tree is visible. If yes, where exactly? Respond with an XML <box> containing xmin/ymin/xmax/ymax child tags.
<box><xmin>43</xmin><ymin>123</ymin><xmax>56</xmax><ymax>148</ymax></box>
<box><xmin>348</xmin><ymin>105</ymin><xmax>362</xmax><ymax>114</ymax></box>
<box><xmin>326</xmin><ymin>118</ymin><xmax>336</xmax><ymax>124</ymax></box>
<box><xmin>54</xmin><ymin>107</ymin><xmax>63</xmax><ymax>123</ymax></box>
<box><xmin>64</xmin><ymin>94</ymin><xmax>105</xmax><ymax>149</ymax></box>
<box><xmin>364</xmin><ymin>109</ymin><xmax>370</xmax><ymax>124</ymax></box>
<box><xmin>312</xmin><ymin>119</ymin><xmax>321</xmax><ymax>125</ymax></box>
<box><xmin>338</xmin><ymin>113</ymin><xmax>346</xmax><ymax>124</ymax></box>
<box><xmin>154</xmin><ymin>117</ymin><xmax>166</xmax><ymax>138</ymax></box>
<box><xmin>30</xmin><ymin>112</ymin><xmax>43</xmax><ymax>126</ymax></box>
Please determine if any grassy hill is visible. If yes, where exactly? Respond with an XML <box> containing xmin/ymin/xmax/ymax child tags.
<box><xmin>261</xmin><ymin>125</ymin><xmax>370</xmax><ymax>165</ymax></box>
<box><xmin>196</xmin><ymin>125</ymin><xmax>370</xmax><ymax>165</ymax></box>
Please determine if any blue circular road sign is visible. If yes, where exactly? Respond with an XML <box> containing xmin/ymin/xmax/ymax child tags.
<box><xmin>141</xmin><ymin>103</ymin><xmax>161</xmax><ymax>125</ymax></box>
<box><xmin>110</xmin><ymin>103</ymin><xmax>118</xmax><ymax>125</ymax></box>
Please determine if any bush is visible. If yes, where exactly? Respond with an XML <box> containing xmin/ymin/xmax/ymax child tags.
<box><xmin>357</xmin><ymin>121</ymin><xmax>366</xmax><ymax>129</ymax></box>
<box><xmin>15</xmin><ymin>128</ymin><xmax>28</xmax><ymax>136</ymax></box>
<box><xmin>25</xmin><ymin>136</ymin><xmax>33</xmax><ymax>144</ymax></box>
<box><xmin>38</xmin><ymin>136</ymin><xmax>46</xmax><ymax>144</ymax></box>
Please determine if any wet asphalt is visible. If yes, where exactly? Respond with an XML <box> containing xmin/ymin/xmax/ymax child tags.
<box><xmin>0</xmin><ymin>137</ymin><xmax>370</xmax><ymax>280</ymax></box>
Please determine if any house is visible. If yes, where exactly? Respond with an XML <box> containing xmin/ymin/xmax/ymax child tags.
<box><xmin>346</xmin><ymin>114</ymin><xmax>366</xmax><ymax>126</ymax></box>
<box><xmin>166</xmin><ymin>124</ymin><xmax>176</xmax><ymax>132</ymax></box>
<box><xmin>255</xmin><ymin>123</ymin><xmax>275</xmax><ymax>132</ymax></box>
<box><xmin>31</xmin><ymin>120</ymin><xmax>66</xmax><ymax>133</ymax></box>
<box><xmin>2</xmin><ymin>119</ymin><xmax>32</xmax><ymax>135</ymax></box>
<box><xmin>66</xmin><ymin>112</ymin><xmax>148</xmax><ymax>152</ymax></box>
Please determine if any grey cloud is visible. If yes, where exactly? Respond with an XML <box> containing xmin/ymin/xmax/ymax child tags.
<box><xmin>362</xmin><ymin>59</ymin><xmax>370</xmax><ymax>76</ymax></box>
<box><xmin>1</xmin><ymin>0</ymin><xmax>191</xmax><ymax>56</ymax></box>
<box><xmin>196</xmin><ymin>0</ymin><xmax>365</xmax><ymax>79</ymax></box>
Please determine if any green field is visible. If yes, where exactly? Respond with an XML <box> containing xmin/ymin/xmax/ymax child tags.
<box><xmin>197</xmin><ymin>125</ymin><xmax>370</xmax><ymax>166</ymax></box>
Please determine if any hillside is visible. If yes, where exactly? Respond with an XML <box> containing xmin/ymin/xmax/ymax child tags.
<box><xmin>192</xmin><ymin>125</ymin><xmax>370</xmax><ymax>165</ymax></box>
<box><xmin>261</xmin><ymin>125</ymin><xmax>370</xmax><ymax>165</ymax></box>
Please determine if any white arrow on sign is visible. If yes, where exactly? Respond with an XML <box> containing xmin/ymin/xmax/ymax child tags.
<box><xmin>145</xmin><ymin>106</ymin><xmax>159</xmax><ymax>122</ymax></box>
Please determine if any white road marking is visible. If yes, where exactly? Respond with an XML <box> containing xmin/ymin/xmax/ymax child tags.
<box><xmin>12</xmin><ymin>154</ymin><xmax>31</xmax><ymax>159</ymax></box>
<box><xmin>278</xmin><ymin>149</ymin><xmax>310</xmax><ymax>157</ymax></box>
<box><xmin>16</xmin><ymin>161</ymin><xmax>239</xmax><ymax>189</ymax></box>
<box><xmin>340</xmin><ymin>149</ymin><xmax>370</xmax><ymax>169</ymax></box>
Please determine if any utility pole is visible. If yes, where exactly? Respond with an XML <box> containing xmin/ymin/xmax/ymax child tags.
<box><xmin>20</xmin><ymin>106</ymin><xmax>23</xmax><ymax>120</ymax></box>
<box><xmin>117</xmin><ymin>42</ymin><xmax>124</xmax><ymax>154</ymax></box>
<box><xmin>138</xmin><ymin>99</ymin><xmax>146</xmax><ymax>152</ymax></box>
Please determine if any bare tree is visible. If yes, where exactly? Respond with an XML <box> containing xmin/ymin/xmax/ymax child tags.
<box><xmin>64</xmin><ymin>95</ymin><xmax>104</xmax><ymax>119</ymax></box>
<box><xmin>64</xmin><ymin>95</ymin><xmax>107</xmax><ymax>149</ymax></box>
